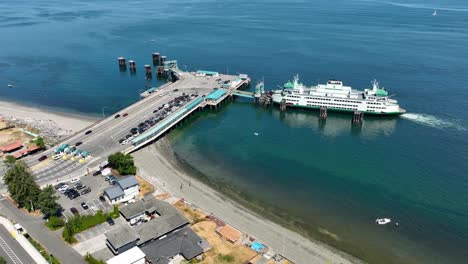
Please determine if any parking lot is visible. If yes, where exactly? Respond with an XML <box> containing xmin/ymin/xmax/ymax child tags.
<box><xmin>57</xmin><ymin>173</ymin><xmax>116</xmax><ymax>219</ymax></box>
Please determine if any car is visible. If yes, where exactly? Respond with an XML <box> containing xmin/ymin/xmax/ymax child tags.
<box><xmin>64</xmin><ymin>188</ymin><xmax>75</xmax><ymax>195</ymax></box>
<box><xmin>81</xmin><ymin>202</ymin><xmax>89</xmax><ymax>210</ymax></box>
<box><xmin>106</xmin><ymin>217</ymin><xmax>115</xmax><ymax>226</ymax></box>
<box><xmin>153</xmin><ymin>109</ymin><xmax>158</xmax><ymax>113</ymax></box>
<box><xmin>54</xmin><ymin>154</ymin><xmax>62</xmax><ymax>160</ymax></box>
<box><xmin>81</xmin><ymin>187</ymin><xmax>91</xmax><ymax>195</ymax></box>
<box><xmin>75</xmin><ymin>141</ymin><xmax>83</xmax><ymax>146</ymax></box>
<box><xmin>92</xmin><ymin>170</ymin><xmax>101</xmax><ymax>176</ymax></box>
<box><xmin>70</xmin><ymin>178</ymin><xmax>79</xmax><ymax>183</ymax></box>
<box><xmin>74</xmin><ymin>182</ymin><xmax>83</xmax><ymax>188</ymax></box>
<box><xmin>54</xmin><ymin>183</ymin><xmax>65</xmax><ymax>190</ymax></box>
<box><xmin>123</xmin><ymin>113</ymin><xmax>128</xmax><ymax>117</ymax></box>
<box><xmin>38</xmin><ymin>155</ymin><xmax>47</xmax><ymax>162</ymax></box>
<box><xmin>99</xmin><ymin>196</ymin><xmax>106</xmax><ymax>202</ymax></box>
<box><xmin>76</xmin><ymin>184</ymin><xmax>86</xmax><ymax>190</ymax></box>
<box><xmin>58</xmin><ymin>185</ymin><xmax>69</xmax><ymax>193</ymax></box>
<box><xmin>85</xmin><ymin>130</ymin><xmax>92</xmax><ymax>135</ymax></box>
<box><xmin>114</xmin><ymin>114</ymin><xmax>121</xmax><ymax>119</ymax></box>
<box><xmin>118</xmin><ymin>138</ymin><xmax>125</xmax><ymax>144</ymax></box>
<box><xmin>138</xmin><ymin>123</ymin><xmax>145</xmax><ymax>127</ymax></box>
<box><xmin>109</xmin><ymin>179</ymin><xmax>116</xmax><ymax>185</ymax></box>
<box><xmin>68</xmin><ymin>191</ymin><xmax>80</xmax><ymax>200</ymax></box>
<box><xmin>70</xmin><ymin>207</ymin><xmax>79</xmax><ymax>215</ymax></box>
<box><xmin>126</xmin><ymin>134</ymin><xmax>133</xmax><ymax>138</ymax></box>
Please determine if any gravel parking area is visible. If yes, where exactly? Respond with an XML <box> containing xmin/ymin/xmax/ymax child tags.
<box><xmin>57</xmin><ymin>174</ymin><xmax>115</xmax><ymax>220</ymax></box>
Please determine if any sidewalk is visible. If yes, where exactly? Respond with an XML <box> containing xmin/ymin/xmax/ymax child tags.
<box><xmin>0</xmin><ymin>216</ymin><xmax>48</xmax><ymax>264</ymax></box>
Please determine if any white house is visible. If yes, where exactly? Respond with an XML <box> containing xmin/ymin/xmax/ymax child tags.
<box><xmin>104</xmin><ymin>176</ymin><xmax>139</xmax><ymax>204</ymax></box>
<box><xmin>106</xmin><ymin>246</ymin><xmax>146</xmax><ymax>264</ymax></box>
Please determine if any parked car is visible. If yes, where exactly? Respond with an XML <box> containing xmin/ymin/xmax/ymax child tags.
<box><xmin>114</xmin><ymin>114</ymin><xmax>121</xmax><ymax>119</ymax></box>
<box><xmin>153</xmin><ymin>109</ymin><xmax>158</xmax><ymax>113</ymax></box>
<box><xmin>85</xmin><ymin>130</ymin><xmax>92</xmax><ymax>135</ymax></box>
<box><xmin>81</xmin><ymin>187</ymin><xmax>91</xmax><ymax>195</ymax></box>
<box><xmin>92</xmin><ymin>170</ymin><xmax>101</xmax><ymax>176</ymax></box>
<box><xmin>76</xmin><ymin>184</ymin><xmax>86</xmax><ymax>190</ymax></box>
<box><xmin>106</xmin><ymin>217</ymin><xmax>115</xmax><ymax>226</ymax></box>
<box><xmin>81</xmin><ymin>202</ymin><xmax>89</xmax><ymax>210</ymax></box>
<box><xmin>123</xmin><ymin>113</ymin><xmax>128</xmax><ymax>117</ymax></box>
<box><xmin>54</xmin><ymin>154</ymin><xmax>62</xmax><ymax>160</ymax></box>
<box><xmin>99</xmin><ymin>196</ymin><xmax>106</xmax><ymax>202</ymax></box>
<box><xmin>73</xmin><ymin>182</ymin><xmax>83</xmax><ymax>189</ymax></box>
<box><xmin>58</xmin><ymin>185</ymin><xmax>69</xmax><ymax>193</ymax></box>
<box><xmin>54</xmin><ymin>183</ymin><xmax>65</xmax><ymax>190</ymax></box>
<box><xmin>75</xmin><ymin>141</ymin><xmax>83</xmax><ymax>146</ymax></box>
<box><xmin>109</xmin><ymin>179</ymin><xmax>116</xmax><ymax>185</ymax></box>
<box><xmin>70</xmin><ymin>207</ymin><xmax>79</xmax><ymax>215</ymax></box>
<box><xmin>70</xmin><ymin>178</ymin><xmax>79</xmax><ymax>183</ymax></box>
<box><xmin>105</xmin><ymin>175</ymin><xmax>116</xmax><ymax>181</ymax></box>
<box><xmin>38</xmin><ymin>155</ymin><xmax>47</xmax><ymax>162</ymax></box>
<box><xmin>68</xmin><ymin>191</ymin><xmax>80</xmax><ymax>200</ymax></box>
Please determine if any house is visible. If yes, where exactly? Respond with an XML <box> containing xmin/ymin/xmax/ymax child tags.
<box><xmin>106</xmin><ymin>246</ymin><xmax>146</xmax><ymax>264</ymax></box>
<box><xmin>104</xmin><ymin>196</ymin><xmax>207</xmax><ymax>263</ymax></box>
<box><xmin>103</xmin><ymin>176</ymin><xmax>139</xmax><ymax>204</ymax></box>
<box><xmin>0</xmin><ymin>141</ymin><xmax>22</xmax><ymax>153</ymax></box>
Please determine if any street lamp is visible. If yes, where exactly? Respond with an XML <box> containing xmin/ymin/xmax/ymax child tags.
<box><xmin>102</xmin><ymin>106</ymin><xmax>108</xmax><ymax>119</ymax></box>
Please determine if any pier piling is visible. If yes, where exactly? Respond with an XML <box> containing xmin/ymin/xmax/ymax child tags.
<box><xmin>320</xmin><ymin>107</ymin><xmax>328</xmax><ymax>119</ymax></box>
<box><xmin>129</xmin><ymin>60</ymin><xmax>136</xmax><ymax>73</ymax></box>
<box><xmin>352</xmin><ymin>111</ymin><xmax>364</xmax><ymax>124</ymax></box>
<box><xmin>118</xmin><ymin>57</ymin><xmax>126</xmax><ymax>71</ymax></box>
<box><xmin>152</xmin><ymin>52</ymin><xmax>160</xmax><ymax>66</ymax></box>
<box><xmin>160</xmin><ymin>56</ymin><xmax>167</xmax><ymax>66</ymax></box>
<box><xmin>280</xmin><ymin>99</ymin><xmax>287</xmax><ymax>111</ymax></box>
<box><xmin>144</xmin><ymin>65</ymin><xmax>152</xmax><ymax>78</ymax></box>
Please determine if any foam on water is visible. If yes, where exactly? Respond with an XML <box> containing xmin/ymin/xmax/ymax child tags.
<box><xmin>401</xmin><ymin>113</ymin><xmax>466</xmax><ymax>131</ymax></box>
<box><xmin>357</xmin><ymin>0</ymin><xmax>468</xmax><ymax>12</ymax></box>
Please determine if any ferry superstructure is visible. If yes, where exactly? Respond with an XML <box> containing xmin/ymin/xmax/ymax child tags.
<box><xmin>271</xmin><ymin>75</ymin><xmax>405</xmax><ymax>115</ymax></box>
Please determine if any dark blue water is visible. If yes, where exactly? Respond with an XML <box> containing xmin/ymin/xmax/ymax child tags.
<box><xmin>1</xmin><ymin>0</ymin><xmax>468</xmax><ymax>263</ymax></box>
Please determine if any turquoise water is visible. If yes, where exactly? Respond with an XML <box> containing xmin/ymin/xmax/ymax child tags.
<box><xmin>1</xmin><ymin>0</ymin><xmax>468</xmax><ymax>263</ymax></box>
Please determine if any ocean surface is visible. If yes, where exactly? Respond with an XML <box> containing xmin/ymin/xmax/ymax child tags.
<box><xmin>1</xmin><ymin>0</ymin><xmax>468</xmax><ymax>263</ymax></box>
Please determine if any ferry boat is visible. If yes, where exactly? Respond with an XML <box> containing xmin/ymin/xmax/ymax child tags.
<box><xmin>271</xmin><ymin>75</ymin><xmax>405</xmax><ymax>115</ymax></box>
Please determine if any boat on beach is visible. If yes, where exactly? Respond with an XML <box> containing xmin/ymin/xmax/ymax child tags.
<box><xmin>271</xmin><ymin>75</ymin><xmax>406</xmax><ymax>115</ymax></box>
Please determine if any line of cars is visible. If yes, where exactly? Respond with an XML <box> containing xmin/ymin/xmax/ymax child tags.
<box><xmin>55</xmin><ymin>178</ymin><xmax>92</xmax><ymax>200</ymax></box>
<box><xmin>119</xmin><ymin>93</ymin><xmax>198</xmax><ymax>145</ymax></box>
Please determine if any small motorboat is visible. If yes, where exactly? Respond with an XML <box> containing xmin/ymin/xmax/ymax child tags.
<box><xmin>376</xmin><ymin>218</ymin><xmax>392</xmax><ymax>225</ymax></box>
<box><xmin>432</xmin><ymin>10</ymin><xmax>437</xmax><ymax>16</ymax></box>
<box><xmin>7</xmin><ymin>84</ymin><xmax>14</xmax><ymax>88</ymax></box>
<box><xmin>254</xmin><ymin>132</ymin><xmax>259</xmax><ymax>136</ymax></box>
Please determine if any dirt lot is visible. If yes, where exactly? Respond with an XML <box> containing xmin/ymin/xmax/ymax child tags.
<box><xmin>136</xmin><ymin>175</ymin><xmax>155</xmax><ymax>197</ymax></box>
<box><xmin>0</xmin><ymin>121</ymin><xmax>32</xmax><ymax>146</ymax></box>
<box><xmin>191</xmin><ymin>221</ymin><xmax>258</xmax><ymax>264</ymax></box>
<box><xmin>174</xmin><ymin>201</ymin><xmax>207</xmax><ymax>224</ymax></box>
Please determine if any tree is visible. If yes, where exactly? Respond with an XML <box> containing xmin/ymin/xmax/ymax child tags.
<box><xmin>108</xmin><ymin>152</ymin><xmax>137</xmax><ymax>175</ymax></box>
<box><xmin>3</xmin><ymin>162</ymin><xmax>41</xmax><ymax>211</ymax></box>
<box><xmin>63</xmin><ymin>221</ymin><xmax>74</xmax><ymax>243</ymax></box>
<box><xmin>32</xmin><ymin>137</ymin><xmax>45</xmax><ymax>150</ymax></box>
<box><xmin>4</xmin><ymin>155</ymin><xmax>16</xmax><ymax>166</ymax></box>
<box><xmin>37</xmin><ymin>185</ymin><xmax>61</xmax><ymax>218</ymax></box>
<box><xmin>0</xmin><ymin>256</ymin><xmax>6</xmax><ymax>264</ymax></box>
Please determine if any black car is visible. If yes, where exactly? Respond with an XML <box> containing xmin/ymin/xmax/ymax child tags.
<box><xmin>114</xmin><ymin>114</ymin><xmax>121</xmax><ymax>119</ymax></box>
<box><xmin>70</xmin><ymin>207</ymin><xmax>79</xmax><ymax>215</ymax></box>
<box><xmin>76</xmin><ymin>184</ymin><xmax>86</xmax><ymax>190</ymax></box>
<box><xmin>138</xmin><ymin>122</ymin><xmax>145</xmax><ymax>127</ymax></box>
<box><xmin>81</xmin><ymin>187</ymin><xmax>91</xmax><ymax>195</ymax></box>
<box><xmin>68</xmin><ymin>192</ymin><xmax>80</xmax><ymax>200</ymax></box>
<box><xmin>81</xmin><ymin>202</ymin><xmax>89</xmax><ymax>210</ymax></box>
<box><xmin>126</xmin><ymin>134</ymin><xmax>133</xmax><ymax>138</ymax></box>
<box><xmin>92</xmin><ymin>170</ymin><xmax>101</xmax><ymax>176</ymax></box>
<box><xmin>38</xmin><ymin>155</ymin><xmax>47</xmax><ymax>162</ymax></box>
<box><xmin>106</xmin><ymin>217</ymin><xmax>115</xmax><ymax>226</ymax></box>
<box><xmin>173</xmin><ymin>89</ymin><xmax>179</xmax><ymax>92</ymax></box>
<box><xmin>99</xmin><ymin>196</ymin><xmax>106</xmax><ymax>202</ymax></box>
<box><xmin>153</xmin><ymin>109</ymin><xmax>158</xmax><ymax>113</ymax></box>
<box><xmin>75</xmin><ymin>141</ymin><xmax>83</xmax><ymax>146</ymax></box>
<box><xmin>64</xmin><ymin>188</ymin><xmax>75</xmax><ymax>195</ymax></box>
<box><xmin>54</xmin><ymin>183</ymin><xmax>65</xmax><ymax>190</ymax></box>
<box><xmin>85</xmin><ymin>130</ymin><xmax>92</xmax><ymax>135</ymax></box>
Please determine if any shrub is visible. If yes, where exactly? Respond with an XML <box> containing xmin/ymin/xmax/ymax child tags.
<box><xmin>45</xmin><ymin>216</ymin><xmax>65</xmax><ymax>230</ymax></box>
<box><xmin>85</xmin><ymin>253</ymin><xmax>105</xmax><ymax>264</ymax></box>
<box><xmin>217</xmin><ymin>254</ymin><xmax>235</xmax><ymax>263</ymax></box>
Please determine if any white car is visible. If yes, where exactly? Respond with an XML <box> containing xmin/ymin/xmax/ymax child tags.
<box><xmin>54</xmin><ymin>154</ymin><xmax>63</xmax><ymax>160</ymax></box>
<box><xmin>58</xmin><ymin>185</ymin><xmax>69</xmax><ymax>193</ymax></box>
<box><xmin>70</xmin><ymin>178</ymin><xmax>80</xmax><ymax>183</ymax></box>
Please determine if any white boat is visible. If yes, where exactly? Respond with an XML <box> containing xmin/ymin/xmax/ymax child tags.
<box><xmin>432</xmin><ymin>10</ymin><xmax>437</xmax><ymax>16</ymax></box>
<box><xmin>254</xmin><ymin>132</ymin><xmax>259</xmax><ymax>136</ymax></box>
<box><xmin>376</xmin><ymin>218</ymin><xmax>392</xmax><ymax>225</ymax></box>
<box><xmin>7</xmin><ymin>84</ymin><xmax>14</xmax><ymax>88</ymax></box>
<box><xmin>271</xmin><ymin>75</ymin><xmax>405</xmax><ymax>115</ymax></box>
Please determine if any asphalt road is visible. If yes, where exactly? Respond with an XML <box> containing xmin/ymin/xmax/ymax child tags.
<box><xmin>0</xmin><ymin>224</ymin><xmax>34</xmax><ymax>264</ymax></box>
<box><xmin>24</xmin><ymin>71</ymin><xmax>236</xmax><ymax>186</ymax></box>
<box><xmin>0</xmin><ymin>198</ymin><xmax>86</xmax><ymax>264</ymax></box>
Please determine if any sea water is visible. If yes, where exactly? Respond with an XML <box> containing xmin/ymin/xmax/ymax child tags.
<box><xmin>1</xmin><ymin>0</ymin><xmax>467</xmax><ymax>263</ymax></box>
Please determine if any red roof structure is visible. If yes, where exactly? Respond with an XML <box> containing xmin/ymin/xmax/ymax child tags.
<box><xmin>26</xmin><ymin>145</ymin><xmax>40</xmax><ymax>153</ymax></box>
<box><xmin>0</xmin><ymin>141</ymin><xmax>23</xmax><ymax>153</ymax></box>
<box><xmin>13</xmin><ymin>149</ymin><xmax>28</xmax><ymax>159</ymax></box>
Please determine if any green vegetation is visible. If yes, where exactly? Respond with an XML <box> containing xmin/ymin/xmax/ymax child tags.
<box><xmin>37</xmin><ymin>185</ymin><xmax>61</xmax><ymax>218</ymax></box>
<box><xmin>62</xmin><ymin>208</ymin><xmax>120</xmax><ymax>244</ymax></box>
<box><xmin>25</xmin><ymin>234</ymin><xmax>61</xmax><ymax>264</ymax></box>
<box><xmin>32</xmin><ymin>136</ymin><xmax>45</xmax><ymax>150</ymax></box>
<box><xmin>3</xmin><ymin>162</ymin><xmax>61</xmax><ymax>215</ymax></box>
<box><xmin>108</xmin><ymin>152</ymin><xmax>137</xmax><ymax>175</ymax></box>
<box><xmin>0</xmin><ymin>256</ymin><xmax>6</xmax><ymax>264</ymax></box>
<box><xmin>3</xmin><ymin>162</ymin><xmax>40</xmax><ymax>211</ymax></box>
<box><xmin>45</xmin><ymin>216</ymin><xmax>65</xmax><ymax>230</ymax></box>
<box><xmin>217</xmin><ymin>254</ymin><xmax>235</xmax><ymax>263</ymax></box>
<box><xmin>3</xmin><ymin>155</ymin><xmax>16</xmax><ymax>166</ymax></box>
<box><xmin>85</xmin><ymin>253</ymin><xmax>106</xmax><ymax>264</ymax></box>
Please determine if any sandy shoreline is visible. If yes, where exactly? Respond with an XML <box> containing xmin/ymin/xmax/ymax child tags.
<box><xmin>0</xmin><ymin>100</ymin><xmax>97</xmax><ymax>142</ymax></box>
<box><xmin>133</xmin><ymin>139</ymin><xmax>362</xmax><ymax>264</ymax></box>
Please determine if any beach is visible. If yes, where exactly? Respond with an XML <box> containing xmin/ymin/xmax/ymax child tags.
<box><xmin>133</xmin><ymin>139</ymin><xmax>362</xmax><ymax>264</ymax></box>
<box><xmin>0</xmin><ymin>100</ymin><xmax>97</xmax><ymax>141</ymax></box>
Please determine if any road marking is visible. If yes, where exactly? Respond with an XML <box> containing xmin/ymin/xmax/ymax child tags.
<box><xmin>0</xmin><ymin>233</ymin><xmax>24</xmax><ymax>264</ymax></box>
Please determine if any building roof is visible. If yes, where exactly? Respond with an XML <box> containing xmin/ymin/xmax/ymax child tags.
<box><xmin>119</xmin><ymin>197</ymin><xmax>159</xmax><ymax>220</ymax></box>
<box><xmin>105</xmin><ymin>224</ymin><xmax>139</xmax><ymax>250</ymax></box>
<box><xmin>104</xmin><ymin>186</ymin><xmax>124</xmax><ymax>200</ymax></box>
<box><xmin>0</xmin><ymin>141</ymin><xmax>22</xmax><ymax>152</ymax></box>
<box><xmin>106</xmin><ymin>246</ymin><xmax>146</xmax><ymax>264</ymax></box>
<box><xmin>26</xmin><ymin>145</ymin><xmax>40</xmax><ymax>153</ymax></box>
<box><xmin>117</xmin><ymin>176</ymin><xmax>139</xmax><ymax>190</ymax></box>
<box><xmin>196</xmin><ymin>70</ymin><xmax>218</xmax><ymax>75</ymax></box>
<box><xmin>206</xmin><ymin>89</ymin><xmax>226</xmax><ymax>101</ymax></box>
<box><xmin>217</xmin><ymin>225</ymin><xmax>241</xmax><ymax>243</ymax></box>
<box><xmin>140</xmin><ymin>226</ymin><xmax>205</xmax><ymax>264</ymax></box>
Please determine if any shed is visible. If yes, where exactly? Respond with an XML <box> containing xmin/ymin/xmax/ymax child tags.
<box><xmin>216</xmin><ymin>225</ymin><xmax>241</xmax><ymax>243</ymax></box>
<box><xmin>0</xmin><ymin>141</ymin><xmax>22</xmax><ymax>153</ymax></box>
